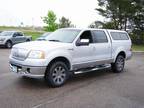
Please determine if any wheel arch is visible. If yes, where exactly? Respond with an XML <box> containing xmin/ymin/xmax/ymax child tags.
<box><xmin>5</xmin><ymin>39</ymin><xmax>13</xmax><ymax>48</ymax></box>
<box><xmin>6</xmin><ymin>39</ymin><xmax>12</xmax><ymax>44</ymax></box>
<box><xmin>117</xmin><ymin>51</ymin><xmax>126</xmax><ymax>58</ymax></box>
<box><xmin>114</xmin><ymin>51</ymin><xmax>126</xmax><ymax>62</ymax></box>
<box><xmin>45</xmin><ymin>56</ymin><xmax>71</xmax><ymax>73</ymax></box>
<box><xmin>26</xmin><ymin>39</ymin><xmax>30</xmax><ymax>41</ymax></box>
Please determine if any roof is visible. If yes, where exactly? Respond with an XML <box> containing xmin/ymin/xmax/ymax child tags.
<box><xmin>60</xmin><ymin>28</ymin><xmax>126</xmax><ymax>32</ymax></box>
<box><xmin>1</xmin><ymin>30</ymin><xmax>22</xmax><ymax>33</ymax></box>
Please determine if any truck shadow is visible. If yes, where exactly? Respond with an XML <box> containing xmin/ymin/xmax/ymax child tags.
<box><xmin>0</xmin><ymin>46</ymin><xmax>8</xmax><ymax>49</ymax></box>
<box><xmin>15</xmin><ymin>68</ymin><xmax>120</xmax><ymax>89</ymax></box>
<box><xmin>0</xmin><ymin>46</ymin><xmax>6</xmax><ymax>49</ymax></box>
<box><xmin>67</xmin><ymin>68</ymin><xmax>120</xmax><ymax>86</ymax></box>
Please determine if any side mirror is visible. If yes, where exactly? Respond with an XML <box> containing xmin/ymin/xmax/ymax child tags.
<box><xmin>76</xmin><ymin>39</ymin><xmax>90</xmax><ymax>46</ymax></box>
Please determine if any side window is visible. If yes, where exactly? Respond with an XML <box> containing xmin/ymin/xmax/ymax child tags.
<box><xmin>79</xmin><ymin>31</ymin><xmax>93</xmax><ymax>43</ymax></box>
<box><xmin>110</xmin><ymin>32</ymin><xmax>121</xmax><ymax>40</ymax></box>
<box><xmin>13</xmin><ymin>32</ymin><xmax>18</xmax><ymax>37</ymax></box>
<box><xmin>111</xmin><ymin>32</ymin><xmax>129</xmax><ymax>40</ymax></box>
<box><xmin>92</xmin><ymin>30</ymin><xmax>108</xmax><ymax>43</ymax></box>
<box><xmin>17</xmin><ymin>32</ymin><xmax>23</xmax><ymax>36</ymax></box>
<box><xmin>120</xmin><ymin>33</ymin><xmax>129</xmax><ymax>40</ymax></box>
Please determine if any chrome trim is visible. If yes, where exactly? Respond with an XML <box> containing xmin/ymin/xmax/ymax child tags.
<box><xmin>72</xmin><ymin>59</ymin><xmax>113</xmax><ymax>70</ymax></box>
<box><xmin>18</xmin><ymin>73</ymin><xmax>44</xmax><ymax>78</ymax></box>
<box><xmin>75</xmin><ymin>64</ymin><xmax>111</xmax><ymax>74</ymax></box>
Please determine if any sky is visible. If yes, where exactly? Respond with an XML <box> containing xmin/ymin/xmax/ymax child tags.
<box><xmin>0</xmin><ymin>0</ymin><xmax>104</xmax><ymax>27</ymax></box>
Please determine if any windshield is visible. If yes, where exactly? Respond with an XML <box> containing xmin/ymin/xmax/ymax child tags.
<box><xmin>37</xmin><ymin>33</ymin><xmax>51</xmax><ymax>39</ymax></box>
<box><xmin>46</xmin><ymin>29</ymin><xmax>80</xmax><ymax>43</ymax></box>
<box><xmin>0</xmin><ymin>31</ymin><xmax>13</xmax><ymax>36</ymax></box>
<box><xmin>42</xmin><ymin>32</ymin><xmax>51</xmax><ymax>37</ymax></box>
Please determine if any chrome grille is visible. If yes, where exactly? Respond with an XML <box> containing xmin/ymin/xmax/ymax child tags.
<box><xmin>12</xmin><ymin>48</ymin><xmax>29</xmax><ymax>60</ymax></box>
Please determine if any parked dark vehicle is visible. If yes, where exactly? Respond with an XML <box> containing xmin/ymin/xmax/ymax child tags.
<box><xmin>0</xmin><ymin>31</ymin><xmax>32</xmax><ymax>48</ymax></box>
<box><xmin>36</xmin><ymin>32</ymin><xmax>51</xmax><ymax>41</ymax></box>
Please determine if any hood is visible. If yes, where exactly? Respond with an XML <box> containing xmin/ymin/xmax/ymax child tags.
<box><xmin>13</xmin><ymin>41</ymin><xmax>72</xmax><ymax>51</ymax></box>
<box><xmin>0</xmin><ymin>36</ymin><xmax>11</xmax><ymax>39</ymax></box>
<box><xmin>36</xmin><ymin>37</ymin><xmax>46</xmax><ymax>41</ymax></box>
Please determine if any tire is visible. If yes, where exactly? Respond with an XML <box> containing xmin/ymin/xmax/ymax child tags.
<box><xmin>111</xmin><ymin>55</ymin><xmax>125</xmax><ymax>73</ymax></box>
<box><xmin>5</xmin><ymin>41</ymin><xmax>12</xmax><ymax>48</ymax></box>
<box><xmin>45</xmin><ymin>61</ymin><xmax>69</xmax><ymax>87</ymax></box>
<box><xmin>26</xmin><ymin>39</ymin><xmax>30</xmax><ymax>42</ymax></box>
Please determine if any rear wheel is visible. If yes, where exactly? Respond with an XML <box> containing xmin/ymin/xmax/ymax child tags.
<box><xmin>5</xmin><ymin>41</ymin><xmax>12</xmax><ymax>48</ymax></box>
<box><xmin>26</xmin><ymin>39</ymin><xmax>30</xmax><ymax>42</ymax></box>
<box><xmin>45</xmin><ymin>61</ymin><xmax>69</xmax><ymax>87</ymax></box>
<box><xmin>111</xmin><ymin>55</ymin><xmax>125</xmax><ymax>73</ymax></box>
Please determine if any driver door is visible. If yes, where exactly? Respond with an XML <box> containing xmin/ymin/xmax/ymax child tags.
<box><xmin>12</xmin><ymin>32</ymin><xmax>25</xmax><ymax>44</ymax></box>
<box><xmin>72</xmin><ymin>30</ymin><xmax>95</xmax><ymax>70</ymax></box>
<box><xmin>12</xmin><ymin>32</ymin><xmax>20</xmax><ymax>44</ymax></box>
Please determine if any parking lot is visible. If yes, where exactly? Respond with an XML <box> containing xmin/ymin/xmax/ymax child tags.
<box><xmin>0</xmin><ymin>49</ymin><xmax>144</xmax><ymax>108</ymax></box>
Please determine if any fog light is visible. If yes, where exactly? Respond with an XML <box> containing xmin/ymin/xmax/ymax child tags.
<box><xmin>18</xmin><ymin>68</ymin><xmax>22</xmax><ymax>72</ymax></box>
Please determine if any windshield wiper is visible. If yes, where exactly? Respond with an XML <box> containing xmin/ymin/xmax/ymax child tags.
<box><xmin>48</xmin><ymin>39</ymin><xmax>61</xmax><ymax>42</ymax></box>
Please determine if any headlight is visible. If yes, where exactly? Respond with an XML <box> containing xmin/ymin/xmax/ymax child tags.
<box><xmin>28</xmin><ymin>50</ymin><xmax>45</xmax><ymax>59</ymax></box>
<box><xmin>0</xmin><ymin>38</ymin><xmax>6</xmax><ymax>41</ymax></box>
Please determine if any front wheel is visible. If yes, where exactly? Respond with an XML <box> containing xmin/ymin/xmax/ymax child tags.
<box><xmin>45</xmin><ymin>61</ymin><xmax>69</xmax><ymax>87</ymax></box>
<box><xmin>5</xmin><ymin>41</ymin><xmax>12</xmax><ymax>48</ymax></box>
<box><xmin>111</xmin><ymin>55</ymin><xmax>125</xmax><ymax>73</ymax></box>
<box><xmin>26</xmin><ymin>39</ymin><xmax>30</xmax><ymax>42</ymax></box>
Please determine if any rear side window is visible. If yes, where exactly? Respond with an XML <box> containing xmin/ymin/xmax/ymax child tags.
<box><xmin>92</xmin><ymin>30</ymin><xmax>108</xmax><ymax>43</ymax></box>
<box><xmin>120</xmin><ymin>33</ymin><xmax>129</xmax><ymax>40</ymax></box>
<box><xmin>110</xmin><ymin>32</ymin><xmax>129</xmax><ymax>40</ymax></box>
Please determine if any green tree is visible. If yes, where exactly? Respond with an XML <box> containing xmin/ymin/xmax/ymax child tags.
<box><xmin>42</xmin><ymin>11</ymin><xmax>58</xmax><ymax>31</ymax></box>
<box><xmin>96</xmin><ymin>0</ymin><xmax>136</xmax><ymax>30</ymax></box>
<box><xmin>59</xmin><ymin>16</ymin><xmax>73</xmax><ymax>28</ymax></box>
<box><xmin>133</xmin><ymin>1</ymin><xmax>144</xmax><ymax>31</ymax></box>
<box><xmin>96</xmin><ymin>0</ymin><xmax>144</xmax><ymax>44</ymax></box>
<box><xmin>102</xmin><ymin>21</ymin><xmax>117</xmax><ymax>29</ymax></box>
<box><xmin>88</xmin><ymin>21</ymin><xmax>104</xmax><ymax>28</ymax></box>
<box><xmin>89</xmin><ymin>20</ymin><xmax>117</xmax><ymax>29</ymax></box>
<box><xmin>129</xmin><ymin>0</ymin><xmax>144</xmax><ymax>44</ymax></box>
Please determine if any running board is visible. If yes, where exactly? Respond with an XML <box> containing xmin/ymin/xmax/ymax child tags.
<box><xmin>74</xmin><ymin>64</ymin><xmax>111</xmax><ymax>74</ymax></box>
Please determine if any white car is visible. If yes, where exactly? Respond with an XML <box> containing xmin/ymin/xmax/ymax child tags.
<box><xmin>9</xmin><ymin>28</ymin><xmax>132</xmax><ymax>87</ymax></box>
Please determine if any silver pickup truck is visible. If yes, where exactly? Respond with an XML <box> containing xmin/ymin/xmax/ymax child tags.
<box><xmin>9</xmin><ymin>28</ymin><xmax>132</xmax><ymax>87</ymax></box>
<box><xmin>0</xmin><ymin>31</ymin><xmax>32</xmax><ymax>48</ymax></box>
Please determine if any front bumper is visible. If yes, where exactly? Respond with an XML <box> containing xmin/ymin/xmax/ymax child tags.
<box><xmin>9</xmin><ymin>63</ymin><xmax>46</xmax><ymax>78</ymax></box>
<box><xmin>9</xmin><ymin>57</ymin><xmax>47</xmax><ymax>78</ymax></box>
<box><xmin>0</xmin><ymin>41</ymin><xmax>6</xmax><ymax>45</ymax></box>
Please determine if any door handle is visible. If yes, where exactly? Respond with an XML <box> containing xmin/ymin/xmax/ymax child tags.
<box><xmin>68</xmin><ymin>48</ymin><xmax>74</xmax><ymax>51</ymax></box>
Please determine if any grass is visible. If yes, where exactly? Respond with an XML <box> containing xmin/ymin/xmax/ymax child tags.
<box><xmin>24</xmin><ymin>31</ymin><xmax>43</xmax><ymax>40</ymax></box>
<box><xmin>132</xmin><ymin>44</ymin><xmax>144</xmax><ymax>51</ymax></box>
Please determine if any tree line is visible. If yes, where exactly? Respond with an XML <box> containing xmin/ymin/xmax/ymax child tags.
<box><xmin>42</xmin><ymin>10</ymin><xmax>75</xmax><ymax>32</ymax></box>
<box><xmin>89</xmin><ymin>0</ymin><xmax>144</xmax><ymax>44</ymax></box>
<box><xmin>43</xmin><ymin>0</ymin><xmax>144</xmax><ymax>44</ymax></box>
